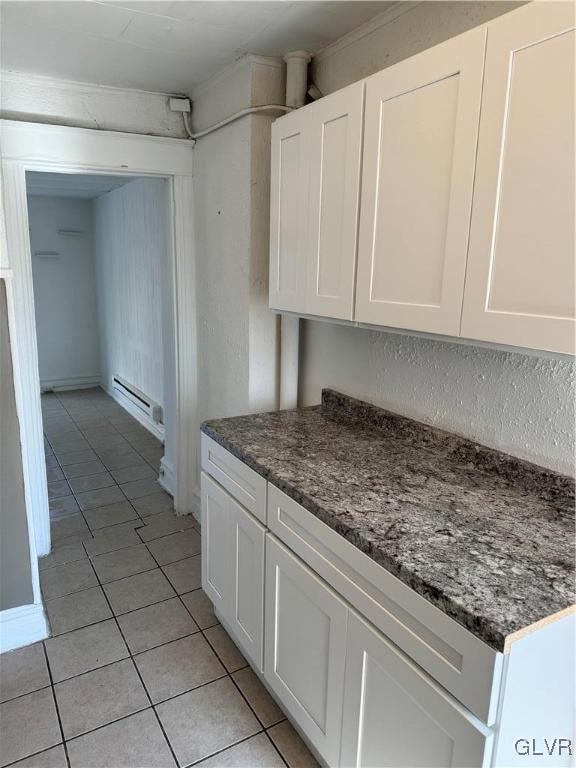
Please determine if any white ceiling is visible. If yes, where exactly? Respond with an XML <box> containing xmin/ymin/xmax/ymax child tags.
<box><xmin>0</xmin><ymin>1</ymin><xmax>396</xmax><ymax>94</ymax></box>
<box><xmin>26</xmin><ymin>171</ymin><xmax>139</xmax><ymax>198</ymax></box>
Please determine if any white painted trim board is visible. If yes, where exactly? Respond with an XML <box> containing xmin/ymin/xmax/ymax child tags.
<box><xmin>0</xmin><ymin>603</ymin><xmax>49</xmax><ymax>653</ymax></box>
<box><xmin>41</xmin><ymin>376</ymin><xmax>101</xmax><ymax>392</ymax></box>
<box><xmin>1</xmin><ymin>119</ymin><xmax>198</xmax><ymax>562</ymax></box>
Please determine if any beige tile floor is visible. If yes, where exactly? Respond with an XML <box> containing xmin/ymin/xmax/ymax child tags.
<box><xmin>0</xmin><ymin>389</ymin><xmax>318</xmax><ymax>768</ymax></box>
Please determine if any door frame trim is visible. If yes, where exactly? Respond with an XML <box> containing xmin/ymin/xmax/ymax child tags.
<box><xmin>1</xmin><ymin>119</ymin><xmax>198</xmax><ymax>558</ymax></box>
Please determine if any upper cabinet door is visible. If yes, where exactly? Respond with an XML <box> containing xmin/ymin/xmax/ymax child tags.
<box><xmin>269</xmin><ymin>108</ymin><xmax>310</xmax><ymax>312</ymax></box>
<box><xmin>355</xmin><ymin>28</ymin><xmax>486</xmax><ymax>335</ymax></box>
<box><xmin>306</xmin><ymin>82</ymin><xmax>364</xmax><ymax>320</ymax></box>
<box><xmin>461</xmin><ymin>3</ymin><xmax>575</xmax><ymax>354</ymax></box>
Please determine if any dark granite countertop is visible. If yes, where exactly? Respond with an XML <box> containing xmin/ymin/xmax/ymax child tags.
<box><xmin>201</xmin><ymin>389</ymin><xmax>575</xmax><ymax>652</ymax></box>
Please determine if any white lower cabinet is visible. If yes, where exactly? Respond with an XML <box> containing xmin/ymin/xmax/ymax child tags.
<box><xmin>264</xmin><ymin>535</ymin><xmax>348</xmax><ymax>766</ymax></box>
<box><xmin>201</xmin><ymin>471</ymin><xmax>232</xmax><ymax>618</ymax></box>
<box><xmin>201</xmin><ymin>471</ymin><xmax>265</xmax><ymax>670</ymax></box>
<box><xmin>340</xmin><ymin>612</ymin><xmax>492</xmax><ymax>768</ymax></box>
<box><xmin>202</xmin><ymin>446</ymin><xmax>572</xmax><ymax>768</ymax></box>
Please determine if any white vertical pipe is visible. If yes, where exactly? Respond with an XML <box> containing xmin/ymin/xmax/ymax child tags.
<box><xmin>283</xmin><ymin>51</ymin><xmax>312</xmax><ymax>108</ymax></box>
<box><xmin>279</xmin><ymin>315</ymin><xmax>300</xmax><ymax>410</ymax></box>
<box><xmin>278</xmin><ymin>51</ymin><xmax>311</xmax><ymax>410</ymax></box>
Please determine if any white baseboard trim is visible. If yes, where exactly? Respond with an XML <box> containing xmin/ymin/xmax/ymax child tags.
<box><xmin>40</xmin><ymin>375</ymin><xmax>101</xmax><ymax>392</ymax></box>
<box><xmin>0</xmin><ymin>602</ymin><xmax>49</xmax><ymax>653</ymax></box>
<box><xmin>105</xmin><ymin>385</ymin><xmax>165</xmax><ymax>441</ymax></box>
<box><xmin>159</xmin><ymin>456</ymin><xmax>174</xmax><ymax>496</ymax></box>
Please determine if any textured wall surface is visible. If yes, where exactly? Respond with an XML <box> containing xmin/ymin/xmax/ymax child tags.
<box><xmin>312</xmin><ymin>1</ymin><xmax>526</xmax><ymax>95</ymax></box>
<box><xmin>300</xmin><ymin>322</ymin><xmax>575</xmax><ymax>475</ymax></box>
<box><xmin>189</xmin><ymin>54</ymin><xmax>284</xmax><ymax>132</ymax></box>
<box><xmin>94</xmin><ymin>178</ymin><xmax>168</xmax><ymax>407</ymax></box>
<box><xmin>1</xmin><ymin>71</ymin><xmax>186</xmax><ymax>137</ymax></box>
<box><xmin>194</xmin><ymin>57</ymin><xmax>281</xmax><ymax>432</ymax></box>
<box><xmin>300</xmin><ymin>1</ymin><xmax>575</xmax><ymax>475</ymax></box>
<box><xmin>28</xmin><ymin>195</ymin><xmax>100</xmax><ymax>389</ymax></box>
<box><xmin>0</xmin><ymin>281</ymin><xmax>34</xmax><ymax>611</ymax></box>
<box><xmin>194</xmin><ymin>117</ymin><xmax>252</xmax><ymax>423</ymax></box>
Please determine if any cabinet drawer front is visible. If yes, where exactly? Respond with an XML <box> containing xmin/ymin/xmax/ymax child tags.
<box><xmin>267</xmin><ymin>483</ymin><xmax>502</xmax><ymax>724</ymax></box>
<box><xmin>265</xmin><ymin>534</ymin><xmax>347</xmax><ymax>766</ymax></box>
<box><xmin>201</xmin><ymin>434</ymin><xmax>266</xmax><ymax>523</ymax></box>
<box><xmin>341</xmin><ymin>612</ymin><xmax>492</xmax><ymax>768</ymax></box>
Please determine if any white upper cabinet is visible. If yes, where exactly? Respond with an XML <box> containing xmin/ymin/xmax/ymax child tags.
<box><xmin>354</xmin><ymin>28</ymin><xmax>486</xmax><ymax>335</ymax></box>
<box><xmin>306</xmin><ymin>82</ymin><xmax>364</xmax><ymax>320</ymax></box>
<box><xmin>269</xmin><ymin>109</ymin><xmax>309</xmax><ymax>312</ymax></box>
<box><xmin>269</xmin><ymin>3</ymin><xmax>574</xmax><ymax>354</ymax></box>
<box><xmin>461</xmin><ymin>2</ymin><xmax>575</xmax><ymax>354</ymax></box>
<box><xmin>269</xmin><ymin>83</ymin><xmax>364</xmax><ymax>318</ymax></box>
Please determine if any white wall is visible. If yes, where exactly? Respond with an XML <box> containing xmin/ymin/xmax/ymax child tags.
<box><xmin>193</xmin><ymin>56</ymin><xmax>283</xmax><ymax>430</ymax></box>
<box><xmin>311</xmin><ymin>1</ymin><xmax>526</xmax><ymax>94</ymax></box>
<box><xmin>300</xmin><ymin>1</ymin><xmax>575</xmax><ymax>476</ymax></box>
<box><xmin>1</xmin><ymin>71</ymin><xmax>186</xmax><ymax>138</ymax></box>
<box><xmin>28</xmin><ymin>195</ymin><xmax>100</xmax><ymax>390</ymax></box>
<box><xmin>94</xmin><ymin>177</ymin><xmax>168</xmax><ymax>412</ymax></box>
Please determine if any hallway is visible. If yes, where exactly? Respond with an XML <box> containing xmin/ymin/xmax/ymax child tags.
<box><xmin>0</xmin><ymin>389</ymin><xmax>316</xmax><ymax>768</ymax></box>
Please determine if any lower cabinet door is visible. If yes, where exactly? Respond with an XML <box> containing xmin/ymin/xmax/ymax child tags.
<box><xmin>341</xmin><ymin>612</ymin><xmax>492</xmax><ymax>768</ymax></box>
<box><xmin>201</xmin><ymin>472</ymin><xmax>265</xmax><ymax>671</ymax></box>
<box><xmin>228</xmin><ymin>496</ymin><xmax>266</xmax><ymax>671</ymax></box>
<box><xmin>201</xmin><ymin>472</ymin><xmax>233</xmax><ymax>617</ymax></box>
<box><xmin>265</xmin><ymin>535</ymin><xmax>348</xmax><ymax>766</ymax></box>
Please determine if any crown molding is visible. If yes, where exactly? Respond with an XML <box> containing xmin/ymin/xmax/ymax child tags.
<box><xmin>0</xmin><ymin>69</ymin><xmax>183</xmax><ymax>99</ymax></box>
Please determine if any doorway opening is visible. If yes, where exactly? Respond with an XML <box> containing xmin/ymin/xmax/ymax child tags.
<box><xmin>25</xmin><ymin>170</ymin><xmax>177</xmax><ymax>542</ymax></box>
<box><xmin>2</xmin><ymin>119</ymin><xmax>197</xmax><ymax>566</ymax></box>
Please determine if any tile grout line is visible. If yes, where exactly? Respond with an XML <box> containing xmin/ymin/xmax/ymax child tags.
<box><xmin>51</xmin><ymin>392</ymin><xmax>161</xmax><ymax>505</ymax></box>
<box><xmin>182</xmin><ymin>730</ymin><xmax>271</xmax><ymax>768</ymax></box>
<box><xmin>139</xmin><ymin>533</ymin><xmax>280</xmax><ymax>765</ymax></box>
<box><xmin>75</xmin><ymin>530</ymin><xmax>182</xmax><ymax>768</ymax></box>
<box><xmin>0</xmin><ymin>682</ymin><xmax>53</xmax><ymax>707</ymax></box>
<box><xmin>40</xmin><ymin>641</ymin><xmax>72</xmax><ymax>768</ymax></box>
<box><xmin>225</xmin><ymin>672</ymin><xmax>290</xmax><ymax>768</ymax></box>
<box><xmin>40</xmin><ymin>391</ymin><xmax>293</xmax><ymax>767</ymax></box>
<box><xmin>122</xmin><ymin>427</ymin><xmax>290</xmax><ymax>765</ymax></box>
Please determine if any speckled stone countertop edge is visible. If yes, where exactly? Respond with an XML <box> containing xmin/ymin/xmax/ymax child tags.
<box><xmin>201</xmin><ymin>390</ymin><xmax>575</xmax><ymax>653</ymax></box>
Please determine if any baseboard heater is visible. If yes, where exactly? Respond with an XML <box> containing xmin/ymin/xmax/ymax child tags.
<box><xmin>112</xmin><ymin>376</ymin><xmax>163</xmax><ymax>425</ymax></box>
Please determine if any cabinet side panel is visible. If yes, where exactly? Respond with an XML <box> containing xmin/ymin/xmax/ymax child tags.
<box><xmin>493</xmin><ymin>615</ymin><xmax>575</xmax><ymax>767</ymax></box>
